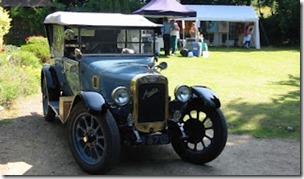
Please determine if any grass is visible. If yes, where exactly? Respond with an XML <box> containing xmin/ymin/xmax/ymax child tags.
<box><xmin>159</xmin><ymin>47</ymin><xmax>300</xmax><ymax>140</ymax></box>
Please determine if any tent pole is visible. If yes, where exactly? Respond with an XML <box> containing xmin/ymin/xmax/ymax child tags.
<box><xmin>227</xmin><ymin>21</ymin><xmax>229</xmax><ymax>47</ymax></box>
<box><xmin>255</xmin><ymin>19</ymin><xmax>261</xmax><ymax>49</ymax></box>
<box><xmin>182</xmin><ymin>20</ymin><xmax>185</xmax><ymax>48</ymax></box>
<box><xmin>182</xmin><ymin>20</ymin><xmax>185</xmax><ymax>40</ymax></box>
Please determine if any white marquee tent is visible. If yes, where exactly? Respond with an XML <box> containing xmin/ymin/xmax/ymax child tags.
<box><xmin>176</xmin><ymin>5</ymin><xmax>261</xmax><ymax>49</ymax></box>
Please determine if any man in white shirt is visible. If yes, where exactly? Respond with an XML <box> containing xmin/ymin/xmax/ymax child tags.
<box><xmin>170</xmin><ymin>20</ymin><xmax>180</xmax><ymax>55</ymax></box>
<box><xmin>243</xmin><ymin>33</ymin><xmax>252</xmax><ymax>48</ymax></box>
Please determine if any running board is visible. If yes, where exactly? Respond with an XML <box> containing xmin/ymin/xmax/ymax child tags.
<box><xmin>49</xmin><ymin>96</ymin><xmax>74</xmax><ymax>124</ymax></box>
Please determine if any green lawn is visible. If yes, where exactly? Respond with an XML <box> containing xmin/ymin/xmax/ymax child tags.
<box><xmin>159</xmin><ymin>47</ymin><xmax>300</xmax><ymax>140</ymax></box>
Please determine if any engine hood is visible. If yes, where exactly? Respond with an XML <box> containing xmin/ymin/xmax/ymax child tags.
<box><xmin>80</xmin><ymin>55</ymin><xmax>157</xmax><ymax>102</ymax></box>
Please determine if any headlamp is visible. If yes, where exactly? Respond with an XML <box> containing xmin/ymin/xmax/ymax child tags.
<box><xmin>111</xmin><ymin>87</ymin><xmax>130</xmax><ymax>106</ymax></box>
<box><xmin>174</xmin><ymin>85</ymin><xmax>192</xmax><ymax>103</ymax></box>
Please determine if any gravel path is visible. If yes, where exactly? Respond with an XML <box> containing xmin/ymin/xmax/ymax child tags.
<box><xmin>0</xmin><ymin>93</ymin><xmax>301</xmax><ymax>175</ymax></box>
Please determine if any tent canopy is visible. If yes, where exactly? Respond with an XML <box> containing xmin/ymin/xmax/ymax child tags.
<box><xmin>176</xmin><ymin>5</ymin><xmax>258</xmax><ymax>22</ymax></box>
<box><xmin>133</xmin><ymin>0</ymin><xmax>196</xmax><ymax>18</ymax></box>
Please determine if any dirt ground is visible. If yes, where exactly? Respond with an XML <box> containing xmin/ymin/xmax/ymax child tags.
<box><xmin>0</xmin><ymin>93</ymin><xmax>301</xmax><ymax>176</ymax></box>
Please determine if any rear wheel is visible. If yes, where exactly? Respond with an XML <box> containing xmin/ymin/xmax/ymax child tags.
<box><xmin>68</xmin><ymin>102</ymin><xmax>121</xmax><ymax>174</ymax></box>
<box><xmin>42</xmin><ymin>77</ymin><xmax>56</xmax><ymax>121</ymax></box>
<box><xmin>171</xmin><ymin>101</ymin><xmax>227</xmax><ymax>164</ymax></box>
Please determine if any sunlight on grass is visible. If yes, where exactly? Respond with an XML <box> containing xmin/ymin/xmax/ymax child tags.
<box><xmin>159</xmin><ymin>47</ymin><xmax>300</xmax><ymax>140</ymax></box>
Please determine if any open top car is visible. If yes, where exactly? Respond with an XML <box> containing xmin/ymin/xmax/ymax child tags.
<box><xmin>41</xmin><ymin>11</ymin><xmax>227</xmax><ymax>174</ymax></box>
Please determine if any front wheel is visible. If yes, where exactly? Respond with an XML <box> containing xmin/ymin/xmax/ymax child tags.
<box><xmin>68</xmin><ymin>102</ymin><xmax>121</xmax><ymax>174</ymax></box>
<box><xmin>171</xmin><ymin>101</ymin><xmax>227</xmax><ymax>164</ymax></box>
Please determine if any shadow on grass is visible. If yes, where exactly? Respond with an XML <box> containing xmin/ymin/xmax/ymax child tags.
<box><xmin>225</xmin><ymin>74</ymin><xmax>300</xmax><ymax>140</ymax></box>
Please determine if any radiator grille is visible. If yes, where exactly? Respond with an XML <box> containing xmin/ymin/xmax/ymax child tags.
<box><xmin>138</xmin><ymin>83</ymin><xmax>166</xmax><ymax>123</ymax></box>
<box><xmin>131</xmin><ymin>74</ymin><xmax>168</xmax><ymax>133</ymax></box>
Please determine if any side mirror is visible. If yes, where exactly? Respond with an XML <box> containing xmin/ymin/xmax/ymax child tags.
<box><xmin>156</xmin><ymin>62</ymin><xmax>167</xmax><ymax>71</ymax></box>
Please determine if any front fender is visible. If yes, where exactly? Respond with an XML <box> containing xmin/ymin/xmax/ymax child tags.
<box><xmin>191</xmin><ymin>86</ymin><xmax>221</xmax><ymax>108</ymax></box>
<box><xmin>71</xmin><ymin>91</ymin><xmax>107</xmax><ymax>114</ymax></box>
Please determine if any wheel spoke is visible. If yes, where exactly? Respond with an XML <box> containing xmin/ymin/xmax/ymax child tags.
<box><xmin>96</xmin><ymin>142</ymin><xmax>104</xmax><ymax>151</ymax></box>
<box><xmin>89</xmin><ymin>147</ymin><xmax>94</xmax><ymax>158</ymax></box>
<box><xmin>76</xmin><ymin>136</ymin><xmax>83</xmax><ymax>142</ymax></box>
<box><xmin>94</xmin><ymin>125</ymin><xmax>101</xmax><ymax>134</ymax></box>
<box><xmin>83</xmin><ymin>116</ymin><xmax>89</xmax><ymax>129</ymax></box>
<box><xmin>83</xmin><ymin>143</ymin><xmax>90</xmax><ymax>151</ymax></box>
<box><xmin>196</xmin><ymin>110</ymin><xmax>199</xmax><ymax>120</ymax></box>
<box><xmin>90</xmin><ymin>116</ymin><xmax>94</xmax><ymax>128</ymax></box>
<box><xmin>193</xmin><ymin>143</ymin><xmax>197</xmax><ymax>151</ymax></box>
<box><xmin>200</xmin><ymin>140</ymin><xmax>206</xmax><ymax>148</ymax></box>
<box><xmin>93</xmin><ymin>146</ymin><xmax>102</xmax><ymax>159</ymax></box>
<box><xmin>205</xmin><ymin>134</ymin><xmax>213</xmax><ymax>141</ymax></box>
<box><xmin>202</xmin><ymin>116</ymin><xmax>208</xmax><ymax>124</ymax></box>
<box><xmin>96</xmin><ymin>135</ymin><xmax>104</xmax><ymax>140</ymax></box>
<box><xmin>76</xmin><ymin>123</ymin><xmax>86</xmax><ymax>134</ymax></box>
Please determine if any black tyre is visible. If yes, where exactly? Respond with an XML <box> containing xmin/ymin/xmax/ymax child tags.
<box><xmin>41</xmin><ymin>76</ymin><xmax>56</xmax><ymax>121</ymax></box>
<box><xmin>171</xmin><ymin>100</ymin><xmax>227</xmax><ymax>164</ymax></box>
<box><xmin>68</xmin><ymin>102</ymin><xmax>121</xmax><ymax>174</ymax></box>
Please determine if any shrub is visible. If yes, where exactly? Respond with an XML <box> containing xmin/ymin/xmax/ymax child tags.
<box><xmin>8</xmin><ymin>51</ymin><xmax>40</xmax><ymax>68</ymax></box>
<box><xmin>0</xmin><ymin>53</ymin><xmax>9</xmax><ymax>66</ymax></box>
<box><xmin>0</xmin><ymin>64</ymin><xmax>40</xmax><ymax>106</ymax></box>
<box><xmin>3</xmin><ymin>44</ymin><xmax>20</xmax><ymax>54</ymax></box>
<box><xmin>21</xmin><ymin>43</ymin><xmax>50</xmax><ymax>64</ymax></box>
<box><xmin>21</xmin><ymin>36</ymin><xmax>50</xmax><ymax>63</ymax></box>
<box><xmin>26</xmin><ymin>36</ymin><xmax>49</xmax><ymax>46</ymax></box>
<box><xmin>0</xmin><ymin>45</ymin><xmax>20</xmax><ymax>66</ymax></box>
<box><xmin>0</xmin><ymin>43</ymin><xmax>41</xmax><ymax>106</ymax></box>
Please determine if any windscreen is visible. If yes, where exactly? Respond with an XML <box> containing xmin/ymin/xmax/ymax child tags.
<box><xmin>64</xmin><ymin>27</ymin><xmax>156</xmax><ymax>55</ymax></box>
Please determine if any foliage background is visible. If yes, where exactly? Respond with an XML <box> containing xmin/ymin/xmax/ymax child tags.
<box><xmin>0</xmin><ymin>36</ymin><xmax>48</xmax><ymax>106</ymax></box>
<box><xmin>0</xmin><ymin>7</ymin><xmax>11</xmax><ymax>49</ymax></box>
<box><xmin>2</xmin><ymin>0</ymin><xmax>300</xmax><ymax>47</ymax></box>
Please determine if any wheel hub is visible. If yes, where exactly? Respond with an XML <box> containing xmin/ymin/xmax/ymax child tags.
<box><xmin>183</xmin><ymin>118</ymin><xmax>205</xmax><ymax>144</ymax></box>
<box><xmin>83</xmin><ymin>129</ymin><xmax>97</xmax><ymax>146</ymax></box>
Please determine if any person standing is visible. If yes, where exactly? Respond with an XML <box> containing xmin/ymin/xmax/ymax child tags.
<box><xmin>243</xmin><ymin>33</ymin><xmax>252</xmax><ymax>48</ymax></box>
<box><xmin>189</xmin><ymin>22</ymin><xmax>199</xmax><ymax>39</ymax></box>
<box><xmin>161</xmin><ymin>17</ymin><xmax>171</xmax><ymax>56</ymax></box>
<box><xmin>170</xmin><ymin>20</ymin><xmax>180</xmax><ymax>55</ymax></box>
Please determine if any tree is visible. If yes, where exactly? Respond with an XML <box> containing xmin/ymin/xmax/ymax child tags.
<box><xmin>275</xmin><ymin>0</ymin><xmax>300</xmax><ymax>45</ymax></box>
<box><xmin>59</xmin><ymin>0</ymin><xmax>142</xmax><ymax>13</ymax></box>
<box><xmin>257</xmin><ymin>0</ymin><xmax>300</xmax><ymax>45</ymax></box>
<box><xmin>180</xmin><ymin>0</ymin><xmax>251</xmax><ymax>5</ymax></box>
<box><xmin>0</xmin><ymin>7</ymin><xmax>11</xmax><ymax>50</ymax></box>
<box><xmin>55</xmin><ymin>0</ymin><xmax>89</xmax><ymax>10</ymax></box>
<box><xmin>7</xmin><ymin>7</ymin><xmax>50</xmax><ymax>45</ymax></box>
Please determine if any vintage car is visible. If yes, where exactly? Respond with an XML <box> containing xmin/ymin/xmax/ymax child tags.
<box><xmin>41</xmin><ymin>11</ymin><xmax>227</xmax><ymax>174</ymax></box>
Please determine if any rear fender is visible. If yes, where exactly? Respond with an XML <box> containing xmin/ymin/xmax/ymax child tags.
<box><xmin>41</xmin><ymin>66</ymin><xmax>57</xmax><ymax>90</ymax></box>
<box><xmin>191</xmin><ymin>86</ymin><xmax>221</xmax><ymax>108</ymax></box>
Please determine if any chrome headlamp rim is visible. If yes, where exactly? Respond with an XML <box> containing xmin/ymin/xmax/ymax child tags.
<box><xmin>111</xmin><ymin>86</ymin><xmax>130</xmax><ymax>106</ymax></box>
<box><xmin>174</xmin><ymin>85</ymin><xmax>192</xmax><ymax>103</ymax></box>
